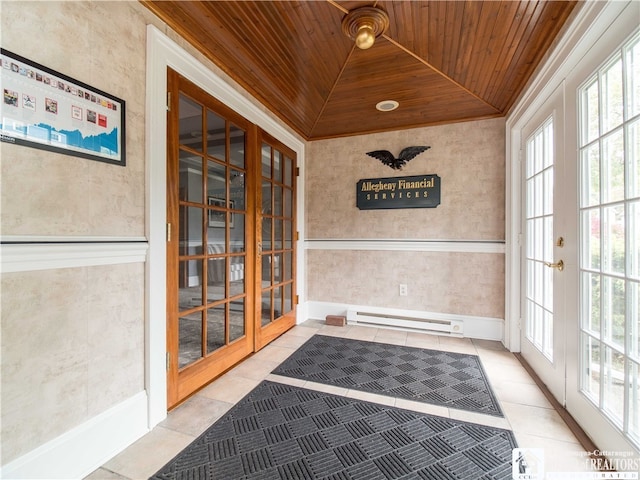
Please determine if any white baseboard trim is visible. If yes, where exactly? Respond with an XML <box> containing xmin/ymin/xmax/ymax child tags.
<box><xmin>0</xmin><ymin>242</ymin><xmax>148</xmax><ymax>273</ymax></box>
<box><xmin>306</xmin><ymin>301</ymin><xmax>504</xmax><ymax>342</ymax></box>
<box><xmin>0</xmin><ymin>391</ymin><xmax>149</xmax><ymax>480</ymax></box>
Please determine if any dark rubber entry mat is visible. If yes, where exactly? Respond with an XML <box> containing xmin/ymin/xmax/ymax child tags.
<box><xmin>272</xmin><ymin>335</ymin><xmax>503</xmax><ymax>417</ymax></box>
<box><xmin>150</xmin><ymin>381</ymin><xmax>517</xmax><ymax>480</ymax></box>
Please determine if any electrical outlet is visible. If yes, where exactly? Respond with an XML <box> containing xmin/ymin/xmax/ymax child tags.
<box><xmin>399</xmin><ymin>284</ymin><xmax>408</xmax><ymax>296</ymax></box>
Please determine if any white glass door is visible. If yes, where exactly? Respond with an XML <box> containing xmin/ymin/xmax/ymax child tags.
<box><xmin>566</xmin><ymin>29</ymin><xmax>640</xmax><ymax>454</ymax></box>
<box><xmin>521</xmin><ymin>86</ymin><xmax>567</xmax><ymax>403</ymax></box>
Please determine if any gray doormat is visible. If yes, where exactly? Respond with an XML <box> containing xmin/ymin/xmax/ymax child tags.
<box><xmin>150</xmin><ymin>381</ymin><xmax>517</xmax><ymax>480</ymax></box>
<box><xmin>272</xmin><ymin>335</ymin><xmax>503</xmax><ymax>417</ymax></box>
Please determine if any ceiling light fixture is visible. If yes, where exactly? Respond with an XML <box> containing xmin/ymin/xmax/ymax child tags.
<box><xmin>376</xmin><ymin>100</ymin><xmax>399</xmax><ymax>112</ymax></box>
<box><xmin>341</xmin><ymin>6</ymin><xmax>389</xmax><ymax>50</ymax></box>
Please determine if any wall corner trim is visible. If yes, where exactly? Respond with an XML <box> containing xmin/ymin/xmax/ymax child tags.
<box><xmin>0</xmin><ymin>391</ymin><xmax>149</xmax><ymax>480</ymax></box>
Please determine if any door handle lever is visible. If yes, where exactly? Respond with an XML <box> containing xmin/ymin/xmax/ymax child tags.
<box><xmin>544</xmin><ymin>260</ymin><xmax>564</xmax><ymax>271</ymax></box>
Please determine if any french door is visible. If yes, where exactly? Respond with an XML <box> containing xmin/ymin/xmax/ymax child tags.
<box><xmin>255</xmin><ymin>132</ymin><xmax>298</xmax><ymax>350</ymax></box>
<box><xmin>521</xmin><ymin>85</ymin><xmax>569</xmax><ymax>404</ymax></box>
<box><xmin>521</xmin><ymin>26</ymin><xmax>640</xmax><ymax>455</ymax></box>
<box><xmin>566</xmin><ymin>29</ymin><xmax>640</xmax><ymax>454</ymax></box>
<box><xmin>166</xmin><ymin>70</ymin><xmax>297</xmax><ymax>407</ymax></box>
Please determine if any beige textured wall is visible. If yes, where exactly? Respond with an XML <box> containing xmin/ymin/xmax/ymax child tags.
<box><xmin>306</xmin><ymin>118</ymin><xmax>505</xmax><ymax>240</ymax></box>
<box><xmin>306</xmin><ymin>118</ymin><xmax>505</xmax><ymax>318</ymax></box>
<box><xmin>0</xmin><ymin>1</ymin><xmax>150</xmax><ymax>237</ymax></box>
<box><xmin>0</xmin><ymin>1</ymin><xmax>153</xmax><ymax>465</ymax></box>
<box><xmin>1</xmin><ymin>264</ymin><xmax>145</xmax><ymax>463</ymax></box>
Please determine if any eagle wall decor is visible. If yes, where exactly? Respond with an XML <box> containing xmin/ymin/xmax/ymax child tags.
<box><xmin>366</xmin><ymin>146</ymin><xmax>430</xmax><ymax>170</ymax></box>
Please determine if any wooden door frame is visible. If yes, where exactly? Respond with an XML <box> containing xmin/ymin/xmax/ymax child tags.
<box><xmin>146</xmin><ymin>25</ymin><xmax>305</xmax><ymax>427</ymax></box>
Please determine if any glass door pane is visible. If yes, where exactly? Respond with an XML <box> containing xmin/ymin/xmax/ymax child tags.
<box><xmin>578</xmin><ymin>31</ymin><xmax>640</xmax><ymax>449</ymax></box>
<box><xmin>176</xmin><ymin>93</ymin><xmax>249</xmax><ymax>364</ymax></box>
<box><xmin>256</xmin><ymin>135</ymin><xmax>297</xmax><ymax>349</ymax></box>
<box><xmin>525</xmin><ymin>117</ymin><xmax>555</xmax><ymax>361</ymax></box>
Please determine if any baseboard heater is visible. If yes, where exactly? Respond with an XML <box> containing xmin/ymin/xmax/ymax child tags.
<box><xmin>346</xmin><ymin>306</ymin><xmax>463</xmax><ymax>337</ymax></box>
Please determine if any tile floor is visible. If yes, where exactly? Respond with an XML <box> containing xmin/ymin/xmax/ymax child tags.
<box><xmin>86</xmin><ymin>320</ymin><xmax>594</xmax><ymax>479</ymax></box>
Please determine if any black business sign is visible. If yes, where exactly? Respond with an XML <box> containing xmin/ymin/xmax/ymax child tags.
<box><xmin>356</xmin><ymin>174</ymin><xmax>441</xmax><ymax>210</ymax></box>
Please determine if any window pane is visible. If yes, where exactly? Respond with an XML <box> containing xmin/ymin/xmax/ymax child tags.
<box><xmin>627</xmin><ymin>37</ymin><xmax>640</xmax><ymax>118</ymax></box>
<box><xmin>526</xmin><ymin>300</ymin><xmax>535</xmax><ymax>340</ymax></box>
<box><xmin>543</xmin><ymin>309</ymin><xmax>553</xmax><ymax>359</ymax></box>
<box><xmin>180</xmin><ymin>206</ymin><xmax>203</xmax><ymax>256</ymax></box>
<box><xmin>534</xmin><ymin>303</ymin><xmax>543</xmax><ymax>348</ymax></box>
<box><xmin>261</xmin><ymin>144</ymin><xmax>271</xmax><ymax>178</ymax></box>
<box><xmin>284</xmin><ymin>251</ymin><xmax>293</xmax><ymax>281</ymax></box>
<box><xmin>273</xmin><ymin>150</ymin><xmax>283</xmax><ymax>182</ymax></box>
<box><xmin>582</xmin><ymin>208</ymin><xmax>601</xmax><ymax>270</ymax></box>
<box><xmin>526</xmin><ymin>261</ymin><xmax>535</xmax><ymax>304</ymax></box>
<box><xmin>261</xmin><ymin>290</ymin><xmax>272</xmax><ymax>327</ymax></box>
<box><xmin>602</xmin><ymin>129</ymin><xmax>625</xmax><ymax>203</ymax></box>
<box><xmin>179</xmin><ymin>95</ymin><xmax>203</xmax><ymax>152</ymax></box>
<box><xmin>284</xmin><ymin>156</ymin><xmax>294</xmax><ymax>187</ymax></box>
<box><xmin>179</xmin><ymin>260</ymin><xmax>203</xmax><ymax>311</ymax></box>
<box><xmin>274</xmin><ymin>253</ymin><xmax>283</xmax><ymax>284</ymax></box>
<box><xmin>262</xmin><ymin>180</ymin><xmax>272</xmax><ymax>216</ymax></box>
<box><xmin>603</xmin><ymin>204</ymin><xmax>625</xmax><ymax>275</ymax></box>
<box><xmin>206</xmin><ymin>257</ymin><xmax>225</xmax><ymax>303</ymax></box>
<box><xmin>206</xmin><ymin>304</ymin><xmax>225</xmax><ymax>354</ymax></box>
<box><xmin>274</xmin><ymin>185</ymin><xmax>283</xmax><ymax>216</ymax></box>
<box><xmin>630</xmin><ymin>281</ymin><xmax>639</xmax><ymax>359</ymax></box>
<box><xmin>583</xmin><ymin>334</ymin><xmax>601</xmax><ymax>404</ymax></box>
<box><xmin>543</xmin><ymin>168</ymin><xmax>554</xmax><ymax>216</ymax></box>
<box><xmin>229</xmin><ymin>298</ymin><xmax>245</xmax><ymax>343</ymax></box>
<box><xmin>274</xmin><ymin>219</ymin><xmax>283</xmax><ymax>251</ymax></box>
<box><xmin>262</xmin><ymin>217</ymin><xmax>272</xmax><ymax>252</ymax></box>
<box><xmin>602</xmin><ymin>57</ymin><xmax>623</xmax><ymax>133</ymax></box>
<box><xmin>206</xmin><ymin>110</ymin><xmax>225</xmax><ymax>160</ymax></box>
<box><xmin>230</xmin><ymin>257</ymin><xmax>245</xmax><ymax>297</ymax></box>
<box><xmin>285</xmin><ymin>220</ymin><xmax>294</xmax><ymax>249</ymax></box>
<box><xmin>179</xmin><ymin>151</ymin><xmax>203</xmax><ymax>203</ymax></box>
<box><xmin>534</xmin><ymin>217</ymin><xmax>543</xmax><ymax>261</ymax></box>
<box><xmin>629</xmin><ymin>119</ymin><xmax>640</xmax><ymax>199</ymax></box>
<box><xmin>274</xmin><ymin>286</ymin><xmax>283</xmax><ymax>319</ymax></box>
<box><xmin>629</xmin><ymin>361</ymin><xmax>640</xmax><ymax>445</ymax></box>
<box><xmin>229</xmin><ymin>124</ymin><xmax>245</xmax><ymax>168</ymax></box>
<box><xmin>603</xmin><ymin>346</ymin><xmax>625</xmax><ymax>425</ymax></box>
<box><xmin>582</xmin><ymin>79</ymin><xmax>599</xmax><ymax>146</ymax></box>
<box><xmin>207</xmin><ymin>160</ymin><xmax>226</xmax><ymax>204</ymax></box>
<box><xmin>583</xmin><ymin>272</ymin><xmax>601</xmax><ymax>335</ymax></box>
<box><xmin>262</xmin><ymin>254</ymin><xmax>272</xmax><ymax>284</ymax></box>
<box><xmin>603</xmin><ymin>276</ymin><xmax>625</xmax><ymax>349</ymax></box>
<box><xmin>631</xmin><ymin>201</ymin><xmax>640</xmax><ymax>279</ymax></box>
<box><xmin>179</xmin><ymin>311</ymin><xmax>202</xmax><ymax>369</ymax></box>
<box><xmin>544</xmin><ymin>121</ymin><xmax>554</xmax><ymax>169</ymax></box>
<box><xmin>231</xmin><ymin>213</ymin><xmax>245</xmax><ymax>253</ymax></box>
<box><xmin>285</xmin><ymin>187</ymin><xmax>293</xmax><ymax>218</ymax></box>
<box><xmin>581</xmin><ymin>143</ymin><xmax>600</xmax><ymax>207</ymax></box>
<box><xmin>230</xmin><ymin>169</ymin><xmax>246</xmax><ymax>211</ymax></box>
<box><xmin>284</xmin><ymin>284</ymin><xmax>293</xmax><ymax>315</ymax></box>
<box><xmin>544</xmin><ymin>215</ymin><xmax>554</xmax><ymax>264</ymax></box>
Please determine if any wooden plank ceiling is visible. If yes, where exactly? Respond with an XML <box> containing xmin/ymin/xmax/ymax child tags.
<box><xmin>142</xmin><ymin>0</ymin><xmax>578</xmax><ymax>140</ymax></box>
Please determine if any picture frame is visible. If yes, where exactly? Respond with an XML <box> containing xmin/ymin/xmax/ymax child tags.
<box><xmin>208</xmin><ymin>197</ymin><xmax>233</xmax><ymax>228</ymax></box>
<box><xmin>0</xmin><ymin>48</ymin><xmax>125</xmax><ymax>166</ymax></box>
